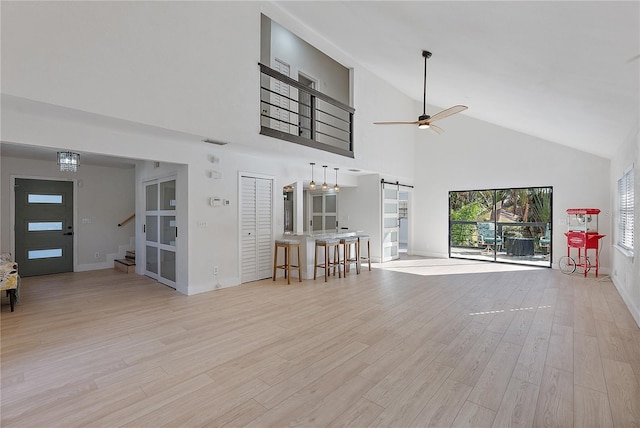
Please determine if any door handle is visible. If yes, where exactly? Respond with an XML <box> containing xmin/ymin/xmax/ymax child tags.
<box><xmin>63</xmin><ymin>232</ymin><xmax>73</xmax><ymax>236</ymax></box>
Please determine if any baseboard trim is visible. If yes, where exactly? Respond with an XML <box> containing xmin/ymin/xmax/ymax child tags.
<box><xmin>611</xmin><ymin>275</ymin><xmax>640</xmax><ymax>329</ymax></box>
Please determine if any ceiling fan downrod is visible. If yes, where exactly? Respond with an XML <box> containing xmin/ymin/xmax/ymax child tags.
<box><xmin>420</xmin><ymin>50</ymin><xmax>432</xmax><ymax>121</ymax></box>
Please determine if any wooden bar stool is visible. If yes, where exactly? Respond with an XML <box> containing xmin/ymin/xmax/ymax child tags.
<box><xmin>273</xmin><ymin>239</ymin><xmax>302</xmax><ymax>284</ymax></box>
<box><xmin>357</xmin><ymin>234</ymin><xmax>371</xmax><ymax>271</ymax></box>
<box><xmin>340</xmin><ymin>236</ymin><xmax>359</xmax><ymax>275</ymax></box>
<box><xmin>314</xmin><ymin>238</ymin><xmax>341</xmax><ymax>282</ymax></box>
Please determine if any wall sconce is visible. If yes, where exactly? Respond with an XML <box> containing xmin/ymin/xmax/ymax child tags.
<box><xmin>334</xmin><ymin>168</ymin><xmax>340</xmax><ymax>192</ymax></box>
<box><xmin>309</xmin><ymin>162</ymin><xmax>316</xmax><ymax>190</ymax></box>
<box><xmin>57</xmin><ymin>151</ymin><xmax>80</xmax><ymax>172</ymax></box>
<box><xmin>322</xmin><ymin>165</ymin><xmax>328</xmax><ymax>191</ymax></box>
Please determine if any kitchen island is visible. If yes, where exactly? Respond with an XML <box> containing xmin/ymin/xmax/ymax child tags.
<box><xmin>284</xmin><ymin>230</ymin><xmax>361</xmax><ymax>279</ymax></box>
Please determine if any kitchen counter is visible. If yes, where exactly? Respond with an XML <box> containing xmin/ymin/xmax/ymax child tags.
<box><xmin>281</xmin><ymin>230</ymin><xmax>362</xmax><ymax>279</ymax></box>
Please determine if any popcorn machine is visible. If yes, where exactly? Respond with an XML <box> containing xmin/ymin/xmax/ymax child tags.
<box><xmin>559</xmin><ymin>208</ymin><xmax>605</xmax><ymax>276</ymax></box>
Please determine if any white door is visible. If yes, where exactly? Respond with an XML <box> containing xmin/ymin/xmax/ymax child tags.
<box><xmin>382</xmin><ymin>183</ymin><xmax>400</xmax><ymax>262</ymax></box>
<box><xmin>310</xmin><ymin>193</ymin><xmax>338</xmax><ymax>231</ymax></box>
<box><xmin>271</xmin><ymin>59</ymin><xmax>290</xmax><ymax>133</ymax></box>
<box><xmin>241</xmin><ymin>175</ymin><xmax>273</xmax><ymax>283</ymax></box>
<box><xmin>144</xmin><ymin>177</ymin><xmax>177</xmax><ymax>288</ymax></box>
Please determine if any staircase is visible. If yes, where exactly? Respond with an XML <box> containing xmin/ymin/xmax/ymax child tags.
<box><xmin>114</xmin><ymin>250</ymin><xmax>136</xmax><ymax>273</ymax></box>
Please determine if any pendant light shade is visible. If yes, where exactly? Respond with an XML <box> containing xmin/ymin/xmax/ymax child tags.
<box><xmin>321</xmin><ymin>165</ymin><xmax>328</xmax><ymax>191</ymax></box>
<box><xmin>57</xmin><ymin>151</ymin><xmax>80</xmax><ymax>172</ymax></box>
<box><xmin>334</xmin><ymin>168</ymin><xmax>340</xmax><ymax>192</ymax></box>
<box><xmin>309</xmin><ymin>162</ymin><xmax>316</xmax><ymax>190</ymax></box>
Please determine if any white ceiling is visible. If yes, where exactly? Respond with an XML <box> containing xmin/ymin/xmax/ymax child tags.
<box><xmin>274</xmin><ymin>1</ymin><xmax>640</xmax><ymax>159</ymax></box>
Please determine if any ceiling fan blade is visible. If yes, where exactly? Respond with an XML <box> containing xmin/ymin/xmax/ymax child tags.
<box><xmin>373</xmin><ymin>120</ymin><xmax>420</xmax><ymax>125</ymax></box>
<box><xmin>429</xmin><ymin>124</ymin><xmax>445</xmax><ymax>134</ymax></box>
<box><xmin>427</xmin><ymin>105</ymin><xmax>468</xmax><ymax>123</ymax></box>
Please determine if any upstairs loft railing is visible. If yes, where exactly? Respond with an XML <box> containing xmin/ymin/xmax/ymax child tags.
<box><xmin>259</xmin><ymin>63</ymin><xmax>355</xmax><ymax>158</ymax></box>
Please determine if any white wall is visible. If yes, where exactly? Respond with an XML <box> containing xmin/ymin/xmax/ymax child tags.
<box><xmin>1</xmin><ymin>1</ymin><xmax>622</xmax><ymax>302</ymax></box>
<box><xmin>1</xmin><ymin>1</ymin><xmax>417</xmax><ymax>294</ymax></box>
<box><xmin>0</xmin><ymin>154</ymin><xmax>135</xmax><ymax>270</ymax></box>
<box><xmin>339</xmin><ymin>174</ymin><xmax>383</xmax><ymax>261</ymax></box>
<box><xmin>412</xmin><ymin>111</ymin><xmax>612</xmax><ymax>272</ymax></box>
<box><xmin>610</xmin><ymin>121</ymin><xmax>640</xmax><ymax>326</ymax></box>
<box><xmin>269</xmin><ymin>18</ymin><xmax>350</xmax><ymax>105</ymax></box>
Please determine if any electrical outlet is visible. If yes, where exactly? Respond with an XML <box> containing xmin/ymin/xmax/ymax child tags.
<box><xmin>213</xmin><ymin>266</ymin><xmax>219</xmax><ymax>275</ymax></box>
<box><xmin>94</xmin><ymin>252</ymin><xmax>100</xmax><ymax>259</ymax></box>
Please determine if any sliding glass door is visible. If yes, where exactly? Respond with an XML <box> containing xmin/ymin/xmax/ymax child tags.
<box><xmin>449</xmin><ymin>187</ymin><xmax>552</xmax><ymax>268</ymax></box>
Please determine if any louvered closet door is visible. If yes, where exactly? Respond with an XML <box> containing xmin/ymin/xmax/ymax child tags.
<box><xmin>271</xmin><ymin>59</ymin><xmax>290</xmax><ymax>133</ymax></box>
<box><xmin>241</xmin><ymin>176</ymin><xmax>273</xmax><ymax>283</ymax></box>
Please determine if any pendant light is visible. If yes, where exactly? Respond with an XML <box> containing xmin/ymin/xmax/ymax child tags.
<box><xmin>309</xmin><ymin>162</ymin><xmax>316</xmax><ymax>190</ymax></box>
<box><xmin>322</xmin><ymin>165</ymin><xmax>328</xmax><ymax>191</ymax></box>
<box><xmin>333</xmin><ymin>168</ymin><xmax>340</xmax><ymax>192</ymax></box>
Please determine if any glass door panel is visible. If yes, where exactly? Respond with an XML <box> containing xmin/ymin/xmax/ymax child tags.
<box><xmin>324</xmin><ymin>215</ymin><xmax>337</xmax><ymax>230</ymax></box>
<box><xmin>449</xmin><ymin>187</ymin><xmax>552</xmax><ymax>268</ymax></box>
<box><xmin>146</xmin><ymin>245</ymin><xmax>158</xmax><ymax>274</ymax></box>
<box><xmin>146</xmin><ymin>216</ymin><xmax>158</xmax><ymax>243</ymax></box>
<box><xmin>160</xmin><ymin>216</ymin><xmax>176</xmax><ymax>246</ymax></box>
<box><xmin>160</xmin><ymin>249</ymin><xmax>176</xmax><ymax>282</ymax></box>
<box><xmin>146</xmin><ymin>183</ymin><xmax>158</xmax><ymax>210</ymax></box>
<box><xmin>160</xmin><ymin>180</ymin><xmax>176</xmax><ymax>210</ymax></box>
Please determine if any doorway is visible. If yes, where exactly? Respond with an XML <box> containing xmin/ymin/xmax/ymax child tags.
<box><xmin>14</xmin><ymin>178</ymin><xmax>74</xmax><ymax>276</ymax></box>
<box><xmin>449</xmin><ymin>187</ymin><xmax>552</xmax><ymax>268</ymax></box>
<box><xmin>298</xmin><ymin>72</ymin><xmax>316</xmax><ymax>140</ymax></box>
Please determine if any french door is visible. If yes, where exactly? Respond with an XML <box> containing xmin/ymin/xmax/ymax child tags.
<box><xmin>144</xmin><ymin>177</ymin><xmax>177</xmax><ymax>288</ymax></box>
<box><xmin>14</xmin><ymin>178</ymin><xmax>74</xmax><ymax>276</ymax></box>
<box><xmin>240</xmin><ymin>175</ymin><xmax>273</xmax><ymax>283</ymax></box>
<box><xmin>310</xmin><ymin>192</ymin><xmax>338</xmax><ymax>231</ymax></box>
<box><xmin>382</xmin><ymin>183</ymin><xmax>400</xmax><ymax>262</ymax></box>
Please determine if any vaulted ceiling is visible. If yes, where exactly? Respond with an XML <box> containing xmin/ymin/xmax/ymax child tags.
<box><xmin>275</xmin><ymin>1</ymin><xmax>640</xmax><ymax>159</ymax></box>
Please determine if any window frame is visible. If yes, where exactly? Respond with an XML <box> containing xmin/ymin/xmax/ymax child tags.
<box><xmin>617</xmin><ymin>166</ymin><xmax>634</xmax><ymax>253</ymax></box>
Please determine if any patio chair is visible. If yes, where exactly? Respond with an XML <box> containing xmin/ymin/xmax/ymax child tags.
<box><xmin>477</xmin><ymin>222</ymin><xmax>502</xmax><ymax>253</ymax></box>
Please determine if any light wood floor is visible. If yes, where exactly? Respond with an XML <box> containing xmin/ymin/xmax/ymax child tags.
<box><xmin>2</xmin><ymin>260</ymin><xmax>639</xmax><ymax>427</ymax></box>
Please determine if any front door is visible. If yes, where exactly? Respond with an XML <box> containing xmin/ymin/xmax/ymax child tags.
<box><xmin>14</xmin><ymin>178</ymin><xmax>74</xmax><ymax>276</ymax></box>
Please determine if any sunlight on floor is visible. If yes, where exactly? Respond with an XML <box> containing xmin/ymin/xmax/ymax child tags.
<box><xmin>372</xmin><ymin>256</ymin><xmax>542</xmax><ymax>276</ymax></box>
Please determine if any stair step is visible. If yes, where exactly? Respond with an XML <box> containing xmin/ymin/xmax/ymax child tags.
<box><xmin>125</xmin><ymin>250</ymin><xmax>135</xmax><ymax>260</ymax></box>
<box><xmin>114</xmin><ymin>258</ymin><xmax>135</xmax><ymax>273</ymax></box>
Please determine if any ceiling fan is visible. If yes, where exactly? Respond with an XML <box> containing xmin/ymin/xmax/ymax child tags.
<box><xmin>374</xmin><ymin>50</ymin><xmax>468</xmax><ymax>134</ymax></box>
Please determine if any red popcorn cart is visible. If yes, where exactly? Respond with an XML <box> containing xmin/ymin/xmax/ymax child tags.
<box><xmin>559</xmin><ymin>208</ymin><xmax>605</xmax><ymax>277</ymax></box>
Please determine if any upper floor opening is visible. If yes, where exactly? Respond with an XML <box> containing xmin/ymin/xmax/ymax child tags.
<box><xmin>259</xmin><ymin>15</ymin><xmax>355</xmax><ymax>158</ymax></box>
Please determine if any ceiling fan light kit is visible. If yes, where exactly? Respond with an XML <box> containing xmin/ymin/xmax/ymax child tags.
<box><xmin>374</xmin><ymin>50</ymin><xmax>468</xmax><ymax>134</ymax></box>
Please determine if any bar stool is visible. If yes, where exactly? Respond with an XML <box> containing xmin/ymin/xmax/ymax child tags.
<box><xmin>357</xmin><ymin>234</ymin><xmax>371</xmax><ymax>271</ymax></box>
<box><xmin>340</xmin><ymin>236</ymin><xmax>359</xmax><ymax>275</ymax></box>
<box><xmin>314</xmin><ymin>238</ymin><xmax>341</xmax><ymax>282</ymax></box>
<box><xmin>273</xmin><ymin>239</ymin><xmax>302</xmax><ymax>284</ymax></box>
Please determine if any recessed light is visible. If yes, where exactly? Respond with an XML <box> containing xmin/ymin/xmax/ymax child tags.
<box><xmin>348</xmin><ymin>168</ymin><xmax>360</xmax><ymax>172</ymax></box>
